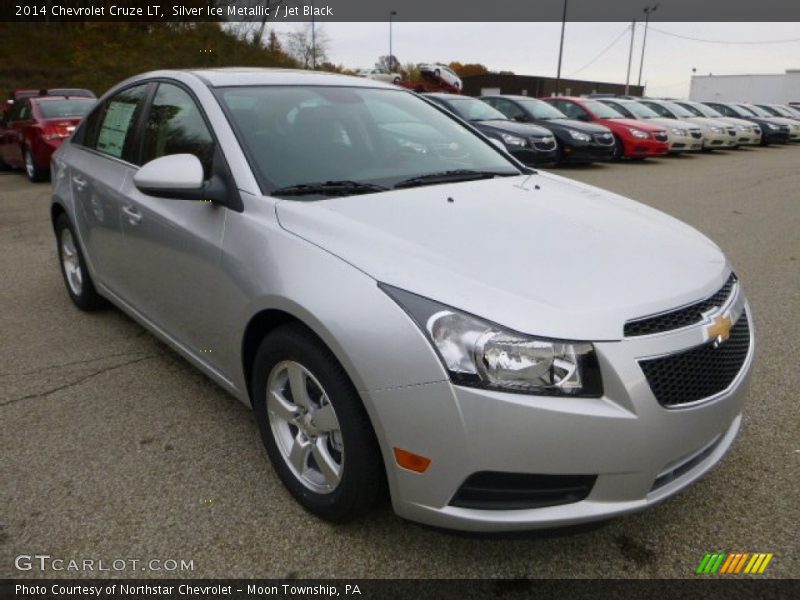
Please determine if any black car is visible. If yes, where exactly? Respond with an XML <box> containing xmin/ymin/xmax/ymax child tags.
<box><xmin>703</xmin><ymin>102</ymin><xmax>790</xmax><ymax>145</ymax></box>
<box><xmin>479</xmin><ymin>95</ymin><xmax>616</xmax><ymax>164</ymax></box>
<box><xmin>424</xmin><ymin>93</ymin><xmax>558</xmax><ymax>165</ymax></box>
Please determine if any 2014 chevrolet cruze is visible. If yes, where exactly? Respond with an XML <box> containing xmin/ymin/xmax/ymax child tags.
<box><xmin>51</xmin><ymin>69</ymin><xmax>755</xmax><ymax>532</ymax></box>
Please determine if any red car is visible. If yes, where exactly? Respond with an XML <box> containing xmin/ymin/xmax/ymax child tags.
<box><xmin>0</xmin><ymin>95</ymin><xmax>95</xmax><ymax>181</ymax></box>
<box><xmin>541</xmin><ymin>96</ymin><xmax>669</xmax><ymax>159</ymax></box>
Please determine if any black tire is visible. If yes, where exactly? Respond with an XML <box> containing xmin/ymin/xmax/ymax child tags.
<box><xmin>251</xmin><ymin>324</ymin><xmax>384</xmax><ymax>522</ymax></box>
<box><xmin>55</xmin><ymin>213</ymin><xmax>106</xmax><ymax>311</ymax></box>
<box><xmin>393</xmin><ymin>76</ymin><xmax>401</xmax><ymax>85</ymax></box>
<box><xmin>612</xmin><ymin>135</ymin><xmax>624</xmax><ymax>161</ymax></box>
<box><xmin>434</xmin><ymin>68</ymin><xmax>441</xmax><ymax>80</ymax></box>
<box><xmin>24</xmin><ymin>146</ymin><xmax>48</xmax><ymax>182</ymax></box>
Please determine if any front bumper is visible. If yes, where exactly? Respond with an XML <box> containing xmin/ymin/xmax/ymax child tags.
<box><xmin>367</xmin><ymin>306</ymin><xmax>754</xmax><ymax>532</ymax></box>
<box><xmin>666</xmin><ymin>132</ymin><xmax>703</xmax><ymax>153</ymax></box>
<box><xmin>621</xmin><ymin>136</ymin><xmax>670</xmax><ymax>158</ymax></box>
<box><xmin>702</xmin><ymin>130</ymin><xmax>737</xmax><ymax>149</ymax></box>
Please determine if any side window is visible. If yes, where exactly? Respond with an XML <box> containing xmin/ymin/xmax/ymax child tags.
<box><xmin>140</xmin><ymin>83</ymin><xmax>215</xmax><ymax>178</ymax></box>
<box><xmin>18</xmin><ymin>102</ymin><xmax>32</xmax><ymax>120</ymax></box>
<box><xmin>93</xmin><ymin>84</ymin><xmax>149</xmax><ymax>159</ymax></box>
<box><xmin>73</xmin><ymin>102</ymin><xmax>105</xmax><ymax>148</ymax></box>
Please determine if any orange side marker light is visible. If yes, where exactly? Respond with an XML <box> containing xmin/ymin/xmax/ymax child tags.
<box><xmin>394</xmin><ymin>448</ymin><xmax>431</xmax><ymax>473</ymax></box>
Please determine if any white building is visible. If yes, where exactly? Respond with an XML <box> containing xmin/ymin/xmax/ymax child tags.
<box><xmin>689</xmin><ymin>69</ymin><xmax>800</xmax><ymax>104</ymax></box>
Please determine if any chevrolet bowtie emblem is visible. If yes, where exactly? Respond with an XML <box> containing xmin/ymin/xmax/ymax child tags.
<box><xmin>707</xmin><ymin>314</ymin><xmax>733</xmax><ymax>345</ymax></box>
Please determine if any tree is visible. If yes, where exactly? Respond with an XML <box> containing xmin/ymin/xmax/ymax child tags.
<box><xmin>266</xmin><ymin>30</ymin><xmax>282</xmax><ymax>53</ymax></box>
<box><xmin>448</xmin><ymin>62</ymin><xmax>489</xmax><ymax>77</ymax></box>
<box><xmin>376</xmin><ymin>55</ymin><xmax>401</xmax><ymax>73</ymax></box>
<box><xmin>285</xmin><ymin>23</ymin><xmax>330</xmax><ymax>69</ymax></box>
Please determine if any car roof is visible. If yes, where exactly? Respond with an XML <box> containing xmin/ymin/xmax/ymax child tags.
<box><xmin>124</xmin><ymin>68</ymin><xmax>397</xmax><ymax>90</ymax></box>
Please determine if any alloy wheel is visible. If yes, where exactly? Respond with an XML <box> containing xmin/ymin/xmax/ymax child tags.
<box><xmin>60</xmin><ymin>228</ymin><xmax>83</xmax><ymax>296</ymax></box>
<box><xmin>266</xmin><ymin>360</ymin><xmax>344</xmax><ymax>494</ymax></box>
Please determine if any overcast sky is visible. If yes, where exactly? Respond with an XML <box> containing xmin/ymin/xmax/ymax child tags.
<box><xmin>267</xmin><ymin>22</ymin><xmax>800</xmax><ymax>97</ymax></box>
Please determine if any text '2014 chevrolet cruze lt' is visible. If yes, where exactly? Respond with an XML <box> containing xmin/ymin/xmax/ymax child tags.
<box><xmin>51</xmin><ymin>69</ymin><xmax>755</xmax><ymax>532</ymax></box>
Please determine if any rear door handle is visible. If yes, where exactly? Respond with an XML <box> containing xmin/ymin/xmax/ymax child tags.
<box><xmin>122</xmin><ymin>204</ymin><xmax>142</xmax><ymax>225</ymax></box>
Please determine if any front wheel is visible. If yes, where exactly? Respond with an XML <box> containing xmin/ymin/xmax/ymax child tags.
<box><xmin>24</xmin><ymin>146</ymin><xmax>48</xmax><ymax>182</ymax></box>
<box><xmin>252</xmin><ymin>324</ymin><xmax>384</xmax><ymax>522</ymax></box>
<box><xmin>612</xmin><ymin>135</ymin><xmax>624</xmax><ymax>161</ymax></box>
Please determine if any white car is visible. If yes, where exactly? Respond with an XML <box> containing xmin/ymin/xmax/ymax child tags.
<box><xmin>356</xmin><ymin>68</ymin><xmax>402</xmax><ymax>85</ymax></box>
<box><xmin>418</xmin><ymin>63</ymin><xmax>462</xmax><ymax>90</ymax></box>
<box><xmin>673</xmin><ymin>100</ymin><xmax>762</xmax><ymax>147</ymax></box>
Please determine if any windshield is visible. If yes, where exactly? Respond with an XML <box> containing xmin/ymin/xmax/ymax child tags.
<box><xmin>518</xmin><ymin>98</ymin><xmax>568</xmax><ymax>120</ymax></box>
<box><xmin>442</xmin><ymin>97</ymin><xmax>508</xmax><ymax>121</ymax></box>
<box><xmin>687</xmin><ymin>102</ymin><xmax>722</xmax><ymax>118</ymax></box>
<box><xmin>734</xmin><ymin>104</ymin><xmax>758</xmax><ymax>117</ymax></box>
<box><xmin>37</xmin><ymin>98</ymin><xmax>94</xmax><ymax>118</ymax></box>
<box><xmin>218</xmin><ymin>86</ymin><xmax>520</xmax><ymax>195</ymax></box>
<box><xmin>662</xmin><ymin>101</ymin><xmax>694</xmax><ymax>118</ymax></box>
<box><xmin>741</xmin><ymin>104</ymin><xmax>770</xmax><ymax>117</ymax></box>
<box><xmin>621</xmin><ymin>101</ymin><xmax>660</xmax><ymax>119</ymax></box>
<box><xmin>583</xmin><ymin>100</ymin><xmax>625</xmax><ymax>119</ymax></box>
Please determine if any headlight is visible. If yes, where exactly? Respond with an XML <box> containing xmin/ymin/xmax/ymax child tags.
<box><xmin>500</xmin><ymin>133</ymin><xmax>527</xmax><ymax>147</ymax></box>
<box><xmin>766</xmin><ymin>123</ymin><xmax>779</xmax><ymax>130</ymax></box>
<box><xmin>628</xmin><ymin>128</ymin><xmax>649</xmax><ymax>139</ymax></box>
<box><xmin>711</xmin><ymin>126</ymin><xmax>725</xmax><ymax>134</ymax></box>
<box><xmin>670</xmin><ymin>127</ymin><xmax>687</xmax><ymax>136</ymax></box>
<box><xmin>567</xmin><ymin>129</ymin><xmax>591</xmax><ymax>142</ymax></box>
<box><xmin>381</xmin><ymin>285</ymin><xmax>603</xmax><ymax>397</ymax></box>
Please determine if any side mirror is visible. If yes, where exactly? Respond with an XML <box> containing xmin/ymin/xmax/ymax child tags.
<box><xmin>133</xmin><ymin>154</ymin><xmax>226</xmax><ymax>204</ymax></box>
<box><xmin>513</xmin><ymin>115</ymin><xmax>527</xmax><ymax>122</ymax></box>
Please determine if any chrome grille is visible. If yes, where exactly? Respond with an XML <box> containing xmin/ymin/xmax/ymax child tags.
<box><xmin>624</xmin><ymin>274</ymin><xmax>737</xmax><ymax>337</ymax></box>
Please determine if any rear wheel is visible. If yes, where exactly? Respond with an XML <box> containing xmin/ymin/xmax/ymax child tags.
<box><xmin>55</xmin><ymin>214</ymin><xmax>106</xmax><ymax>311</ymax></box>
<box><xmin>393</xmin><ymin>76</ymin><xmax>401</xmax><ymax>85</ymax></box>
<box><xmin>252</xmin><ymin>324</ymin><xmax>384</xmax><ymax>522</ymax></box>
<box><xmin>24</xmin><ymin>146</ymin><xmax>47</xmax><ymax>182</ymax></box>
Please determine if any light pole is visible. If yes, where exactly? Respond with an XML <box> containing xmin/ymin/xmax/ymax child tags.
<box><xmin>389</xmin><ymin>10</ymin><xmax>397</xmax><ymax>72</ymax></box>
<box><xmin>637</xmin><ymin>4</ymin><xmax>659</xmax><ymax>89</ymax></box>
<box><xmin>624</xmin><ymin>19</ymin><xmax>637</xmax><ymax>96</ymax></box>
<box><xmin>555</xmin><ymin>0</ymin><xmax>568</xmax><ymax>95</ymax></box>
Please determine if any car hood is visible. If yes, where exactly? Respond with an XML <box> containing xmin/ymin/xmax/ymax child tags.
<box><xmin>600</xmin><ymin>117</ymin><xmax>665</xmax><ymax>132</ymax></box>
<box><xmin>680</xmin><ymin>116</ymin><xmax>731</xmax><ymax>131</ymax></box>
<box><xmin>539</xmin><ymin>118</ymin><xmax>612</xmax><ymax>134</ymax></box>
<box><xmin>275</xmin><ymin>173</ymin><xmax>728</xmax><ymax>340</ymax></box>
<box><xmin>713</xmin><ymin>116</ymin><xmax>760</xmax><ymax>129</ymax></box>
<box><xmin>474</xmin><ymin>119</ymin><xmax>552</xmax><ymax>137</ymax></box>
<box><xmin>643</xmin><ymin>117</ymin><xmax>700</xmax><ymax>131</ymax></box>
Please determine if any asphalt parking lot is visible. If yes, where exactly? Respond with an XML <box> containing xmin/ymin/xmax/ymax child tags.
<box><xmin>1</xmin><ymin>145</ymin><xmax>799</xmax><ymax>580</ymax></box>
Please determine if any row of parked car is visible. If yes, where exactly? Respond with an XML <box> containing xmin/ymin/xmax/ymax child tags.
<box><xmin>1</xmin><ymin>81</ymin><xmax>799</xmax><ymax>183</ymax></box>
<box><xmin>423</xmin><ymin>93</ymin><xmax>800</xmax><ymax>166</ymax></box>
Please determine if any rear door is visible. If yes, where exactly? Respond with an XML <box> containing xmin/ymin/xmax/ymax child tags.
<box><xmin>68</xmin><ymin>83</ymin><xmax>151</xmax><ymax>295</ymax></box>
<box><xmin>115</xmin><ymin>81</ymin><xmax>230</xmax><ymax>368</ymax></box>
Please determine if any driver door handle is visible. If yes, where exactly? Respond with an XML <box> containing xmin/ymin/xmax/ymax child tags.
<box><xmin>121</xmin><ymin>204</ymin><xmax>142</xmax><ymax>225</ymax></box>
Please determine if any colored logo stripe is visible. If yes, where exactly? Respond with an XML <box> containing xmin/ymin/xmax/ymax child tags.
<box><xmin>697</xmin><ymin>552</ymin><xmax>774</xmax><ymax>574</ymax></box>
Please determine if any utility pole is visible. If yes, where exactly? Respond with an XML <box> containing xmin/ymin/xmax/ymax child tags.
<box><xmin>555</xmin><ymin>0</ymin><xmax>568</xmax><ymax>95</ymax></box>
<box><xmin>389</xmin><ymin>10</ymin><xmax>397</xmax><ymax>72</ymax></box>
<box><xmin>624</xmin><ymin>19</ymin><xmax>637</xmax><ymax>96</ymax></box>
<box><xmin>638</xmin><ymin>4</ymin><xmax>659</xmax><ymax>89</ymax></box>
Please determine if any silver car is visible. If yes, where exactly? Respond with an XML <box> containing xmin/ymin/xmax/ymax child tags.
<box><xmin>51</xmin><ymin>69</ymin><xmax>754</xmax><ymax>532</ymax></box>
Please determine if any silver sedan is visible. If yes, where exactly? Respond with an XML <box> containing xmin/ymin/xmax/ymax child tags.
<box><xmin>51</xmin><ymin>69</ymin><xmax>754</xmax><ymax>531</ymax></box>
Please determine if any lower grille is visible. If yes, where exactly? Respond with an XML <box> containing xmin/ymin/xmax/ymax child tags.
<box><xmin>449</xmin><ymin>471</ymin><xmax>596</xmax><ymax>510</ymax></box>
<box><xmin>531</xmin><ymin>137</ymin><xmax>557</xmax><ymax>151</ymax></box>
<box><xmin>639</xmin><ymin>311</ymin><xmax>750</xmax><ymax>407</ymax></box>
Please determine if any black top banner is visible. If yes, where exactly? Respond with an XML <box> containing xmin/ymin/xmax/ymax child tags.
<box><xmin>3</xmin><ymin>0</ymin><xmax>800</xmax><ymax>22</ymax></box>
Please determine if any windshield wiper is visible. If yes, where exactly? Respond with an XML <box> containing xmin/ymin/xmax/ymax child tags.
<box><xmin>271</xmin><ymin>180</ymin><xmax>388</xmax><ymax>198</ymax></box>
<box><xmin>394</xmin><ymin>169</ymin><xmax>515</xmax><ymax>189</ymax></box>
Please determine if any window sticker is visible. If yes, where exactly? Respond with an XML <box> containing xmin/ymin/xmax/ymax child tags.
<box><xmin>96</xmin><ymin>101</ymin><xmax>137</xmax><ymax>158</ymax></box>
